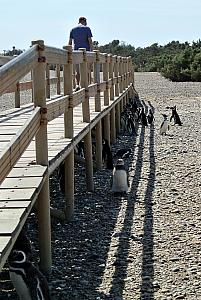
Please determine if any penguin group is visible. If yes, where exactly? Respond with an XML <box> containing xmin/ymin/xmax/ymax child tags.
<box><xmin>7</xmin><ymin>232</ymin><xmax>51</xmax><ymax>300</ymax></box>
<box><xmin>120</xmin><ymin>97</ymin><xmax>156</xmax><ymax>135</ymax></box>
<box><xmin>160</xmin><ymin>105</ymin><xmax>182</xmax><ymax>136</ymax></box>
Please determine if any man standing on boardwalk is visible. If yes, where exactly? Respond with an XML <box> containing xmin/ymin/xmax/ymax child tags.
<box><xmin>68</xmin><ymin>17</ymin><xmax>93</xmax><ymax>90</ymax></box>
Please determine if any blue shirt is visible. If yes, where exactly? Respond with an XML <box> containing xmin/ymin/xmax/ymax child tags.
<box><xmin>70</xmin><ymin>24</ymin><xmax>93</xmax><ymax>51</ymax></box>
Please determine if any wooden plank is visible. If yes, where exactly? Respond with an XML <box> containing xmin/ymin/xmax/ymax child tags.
<box><xmin>0</xmin><ymin>236</ymin><xmax>12</xmax><ymax>254</ymax></box>
<box><xmin>0</xmin><ymin>188</ymin><xmax>35</xmax><ymax>201</ymax></box>
<box><xmin>0</xmin><ymin>208</ymin><xmax>26</xmax><ymax>219</ymax></box>
<box><xmin>1</xmin><ymin>177</ymin><xmax>44</xmax><ymax>189</ymax></box>
<box><xmin>0</xmin><ymin>201</ymin><xmax>30</xmax><ymax>208</ymax></box>
<box><xmin>0</xmin><ymin>219</ymin><xmax>23</xmax><ymax>235</ymax></box>
<box><xmin>7</xmin><ymin>165</ymin><xmax>47</xmax><ymax>177</ymax></box>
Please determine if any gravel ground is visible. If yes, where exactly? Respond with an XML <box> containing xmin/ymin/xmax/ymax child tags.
<box><xmin>0</xmin><ymin>72</ymin><xmax>201</xmax><ymax>299</ymax></box>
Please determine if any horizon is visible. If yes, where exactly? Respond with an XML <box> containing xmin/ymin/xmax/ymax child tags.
<box><xmin>1</xmin><ymin>38</ymin><xmax>200</xmax><ymax>54</ymax></box>
<box><xmin>0</xmin><ymin>0</ymin><xmax>200</xmax><ymax>53</ymax></box>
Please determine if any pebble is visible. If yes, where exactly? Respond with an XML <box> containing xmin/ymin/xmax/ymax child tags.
<box><xmin>0</xmin><ymin>72</ymin><xmax>201</xmax><ymax>299</ymax></box>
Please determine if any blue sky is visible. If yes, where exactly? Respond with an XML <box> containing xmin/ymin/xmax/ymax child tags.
<box><xmin>0</xmin><ymin>0</ymin><xmax>200</xmax><ymax>52</ymax></box>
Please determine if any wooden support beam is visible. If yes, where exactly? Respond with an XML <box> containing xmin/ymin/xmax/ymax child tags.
<box><xmin>116</xmin><ymin>102</ymin><xmax>121</xmax><ymax>134</ymax></box>
<box><xmin>108</xmin><ymin>54</ymin><xmax>114</xmax><ymax>101</ymax></box>
<box><xmin>64</xmin><ymin>150</ymin><xmax>74</xmax><ymax>221</ymax></box>
<box><xmin>83</xmin><ymin>131</ymin><xmax>94</xmax><ymax>191</ymax></box>
<box><xmin>15</xmin><ymin>82</ymin><xmax>20</xmax><ymax>108</ymax></box>
<box><xmin>103</xmin><ymin>54</ymin><xmax>109</xmax><ymax>106</ymax></box>
<box><xmin>93</xmin><ymin>50</ymin><xmax>101</xmax><ymax>112</ymax></box>
<box><xmin>79</xmin><ymin>48</ymin><xmax>90</xmax><ymax>123</ymax></box>
<box><xmin>46</xmin><ymin>63</ymin><xmax>50</xmax><ymax>99</ymax></box>
<box><xmin>56</xmin><ymin>64</ymin><xmax>61</xmax><ymax>95</ymax></box>
<box><xmin>103</xmin><ymin>113</ymin><xmax>110</xmax><ymax>146</ymax></box>
<box><xmin>110</xmin><ymin>107</ymin><xmax>116</xmax><ymax>144</ymax></box>
<box><xmin>114</xmin><ymin>56</ymin><xmax>120</xmax><ymax>97</ymax></box>
<box><xmin>32</xmin><ymin>39</ymin><xmax>52</xmax><ymax>274</ymax></box>
<box><xmin>63</xmin><ymin>45</ymin><xmax>73</xmax><ymax>139</ymax></box>
<box><xmin>95</xmin><ymin>121</ymin><xmax>102</xmax><ymax>170</ymax></box>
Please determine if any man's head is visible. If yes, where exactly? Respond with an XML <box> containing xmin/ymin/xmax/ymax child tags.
<box><xmin>79</xmin><ymin>17</ymin><xmax>87</xmax><ymax>25</ymax></box>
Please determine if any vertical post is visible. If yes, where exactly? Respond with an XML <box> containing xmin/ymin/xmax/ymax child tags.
<box><xmin>79</xmin><ymin>48</ymin><xmax>90</xmax><ymax>123</ymax></box>
<box><xmin>62</xmin><ymin>45</ymin><xmax>75</xmax><ymax>221</ymax></box>
<box><xmin>84</xmin><ymin>132</ymin><xmax>94</xmax><ymax>191</ymax></box>
<box><xmin>93</xmin><ymin>50</ymin><xmax>101</xmax><ymax>112</ymax></box>
<box><xmin>79</xmin><ymin>48</ymin><xmax>93</xmax><ymax>190</ymax></box>
<box><xmin>103</xmin><ymin>54</ymin><xmax>109</xmax><ymax>106</ymax></box>
<box><xmin>95</xmin><ymin>121</ymin><xmax>102</xmax><ymax>170</ymax></box>
<box><xmin>31</xmin><ymin>39</ymin><xmax>51</xmax><ymax>274</ymax></box>
<box><xmin>110</xmin><ymin>107</ymin><xmax>116</xmax><ymax>144</ymax></box>
<box><xmin>56</xmin><ymin>64</ymin><xmax>61</xmax><ymax>95</ymax></box>
<box><xmin>103</xmin><ymin>114</ymin><xmax>110</xmax><ymax>145</ymax></box>
<box><xmin>15</xmin><ymin>82</ymin><xmax>20</xmax><ymax>108</ymax></box>
<box><xmin>63</xmin><ymin>46</ymin><xmax>74</xmax><ymax>138</ymax></box>
<box><xmin>116</xmin><ymin>102</ymin><xmax>121</xmax><ymax>135</ymax></box>
<box><xmin>46</xmin><ymin>63</ymin><xmax>50</xmax><ymax>99</ymax></box>
<box><xmin>119</xmin><ymin>57</ymin><xmax>123</xmax><ymax>94</ymax></box>
<box><xmin>114</xmin><ymin>56</ymin><xmax>120</xmax><ymax>98</ymax></box>
<box><xmin>108</xmin><ymin>54</ymin><xmax>114</xmax><ymax>101</ymax></box>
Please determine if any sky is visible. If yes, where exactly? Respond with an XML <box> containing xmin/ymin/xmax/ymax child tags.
<box><xmin>0</xmin><ymin>0</ymin><xmax>201</xmax><ymax>53</ymax></box>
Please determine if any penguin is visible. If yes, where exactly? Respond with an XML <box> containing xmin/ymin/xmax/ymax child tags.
<box><xmin>169</xmin><ymin>105</ymin><xmax>182</xmax><ymax>126</ymax></box>
<box><xmin>160</xmin><ymin>114</ymin><xmax>169</xmax><ymax>135</ymax></box>
<box><xmin>102</xmin><ymin>139</ymin><xmax>113</xmax><ymax>169</ymax></box>
<box><xmin>140</xmin><ymin>107</ymin><xmax>148</xmax><ymax>126</ymax></box>
<box><xmin>111</xmin><ymin>159</ymin><xmax>129</xmax><ymax>194</ymax></box>
<box><xmin>12</xmin><ymin>231</ymin><xmax>32</xmax><ymax>260</ymax></box>
<box><xmin>8</xmin><ymin>250</ymin><xmax>51</xmax><ymax>300</ymax></box>
<box><xmin>147</xmin><ymin>109</ymin><xmax>155</xmax><ymax>125</ymax></box>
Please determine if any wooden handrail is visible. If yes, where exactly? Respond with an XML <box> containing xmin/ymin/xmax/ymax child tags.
<box><xmin>0</xmin><ymin>45</ymin><xmax>38</xmax><ymax>96</ymax></box>
<box><xmin>0</xmin><ymin>106</ymin><xmax>41</xmax><ymax>184</ymax></box>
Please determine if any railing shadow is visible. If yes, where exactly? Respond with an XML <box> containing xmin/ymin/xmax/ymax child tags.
<box><xmin>140</xmin><ymin>101</ymin><xmax>155</xmax><ymax>300</ymax></box>
<box><xmin>108</xmin><ymin>121</ymin><xmax>146</xmax><ymax>298</ymax></box>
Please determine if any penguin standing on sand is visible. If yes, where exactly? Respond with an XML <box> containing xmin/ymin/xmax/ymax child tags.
<box><xmin>8</xmin><ymin>250</ymin><xmax>51</xmax><ymax>300</ymax></box>
<box><xmin>140</xmin><ymin>107</ymin><xmax>148</xmax><ymax>126</ymax></box>
<box><xmin>160</xmin><ymin>114</ymin><xmax>169</xmax><ymax>135</ymax></box>
<box><xmin>102</xmin><ymin>139</ymin><xmax>113</xmax><ymax>169</ymax></box>
<box><xmin>169</xmin><ymin>105</ymin><xmax>182</xmax><ymax>126</ymax></box>
<box><xmin>111</xmin><ymin>159</ymin><xmax>129</xmax><ymax>194</ymax></box>
<box><xmin>147</xmin><ymin>109</ymin><xmax>154</xmax><ymax>125</ymax></box>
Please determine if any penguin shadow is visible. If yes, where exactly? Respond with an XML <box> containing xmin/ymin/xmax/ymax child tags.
<box><xmin>107</xmin><ymin>99</ymin><xmax>156</xmax><ymax>300</ymax></box>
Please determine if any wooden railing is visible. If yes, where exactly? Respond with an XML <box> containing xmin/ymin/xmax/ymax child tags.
<box><xmin>0</xmin><ymin>40</ymin><xmax>135</xmax><ymax>273</ymax></box>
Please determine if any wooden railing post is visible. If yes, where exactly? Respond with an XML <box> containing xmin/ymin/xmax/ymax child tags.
<box><xmin>63</xmin><ymin>45</ymin><xmax>74</xmax><ymax>221</ymax></box>
<box><xmin>103</xmin><ymin>114</ymin><xmax>110</xmax><ymax>146</ymax></box>
<box><xmin>95</xmin><ymin>120</ymin><xmax>102</xmax><ymax>170</ymax></box>
<box><xmin>84</xmin><ymin>131</ymin><xmax>94</xmax><ymax>191</ymax></box>
<box><xmin>15</xmin><ymin>82</ymin><xmax>20</xmax><ymax>108</ymax></box>
<box><xmin>63</xmin><ymin>46</ymin><xmax>74</xmax><ymax>138</ymax></box>
<box><xmin>110</xmin><ymin>107</ymin><xmax>116</xmax><ymax>144</ymax></box>
<box><xmin>56</xmin><ymin>64</ymin><xmax>61</xmax><ymax>95</ymax></box>
<box><xmin>79</xmin><ymin>48</ymin><xmax>90</xmax><ymax>123</ymax></box>
<box><xmin>93</xmin><ymin>50</ymin><xmax>101</xmax><ymax>112</ymax></box>
<box><xmin>114</xmin><ymin>56</ymin><xmax>120</xmax><ymax>97</ymax></box>
<box><xmin>79</xmin><ymin>48</ymin><xmax>93</xmax><ymax>191</ymax></box>
<box><xmin>119</xmin><ymin>57</ymin><xmax>123</xmax><ymax>94</ymax></box>
<box><xmin>116</xmin><ymin>102</ymin><xmax>121</xmax><ymax>135</ymax></box>
<box><xmin>108</xmin><ymin>54</ymin><xmax>114</xmax><ymax>101</ymax></box>
<box><xmin>31</xmin><ymin>39</ymin><xmax>52</xmax><ymax>274</ymax></box>
<box><xmin>103</xmin><ymin>54</ymin><xmax>109</xmax><ymax>106</ymax></box>
<box><xmin>46</xmin><ymin>63</ymin><xmax>50</xmax><ymax>99</ymax></box>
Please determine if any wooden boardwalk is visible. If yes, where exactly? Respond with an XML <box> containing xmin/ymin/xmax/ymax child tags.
<box><xmin>0</xmin><ymin>41</ymin><xmax>135</xmax><ymax>274</ymax></box>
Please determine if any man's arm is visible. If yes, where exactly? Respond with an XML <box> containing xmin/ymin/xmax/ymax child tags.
<box><xmin>88</xmin><ymin>37</ymin><xmax>93</xmax><ymax>51</ymax></box>
<box><xmin>68</xmin><ymin>37</ymin><xmax>72</xmax><ymax>46</ymax></box>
